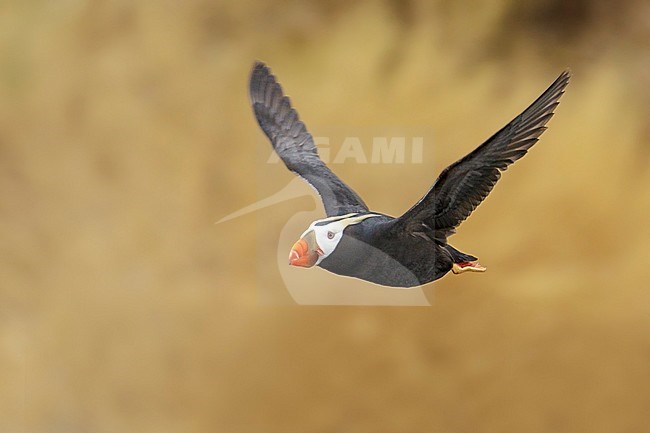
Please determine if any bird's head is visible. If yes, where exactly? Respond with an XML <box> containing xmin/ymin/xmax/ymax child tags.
<box><xmin>288</xmin><ymin>213</ymin><xmax>380</xmax><ymax>268</ymax></box>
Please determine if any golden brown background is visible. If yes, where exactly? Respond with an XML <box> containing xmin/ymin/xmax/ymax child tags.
<box><xmin>2</xmin><ymin>0</ymin><xmax>650</xmax><ymax>431</ymax></box>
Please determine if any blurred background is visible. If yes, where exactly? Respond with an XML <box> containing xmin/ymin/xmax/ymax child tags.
<box><xmin>1</xmin><ymin>0</ymin><xmax>649</xmax><ymax>431</ymax></box>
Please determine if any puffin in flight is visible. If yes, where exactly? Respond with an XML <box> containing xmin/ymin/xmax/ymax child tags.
<box><xmin>250</xmin><ymin>62</ymin><xmax>569</xmax><ymax>288</ymax></box>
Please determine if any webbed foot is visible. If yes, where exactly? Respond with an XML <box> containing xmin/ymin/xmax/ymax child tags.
<box><xmin>452</xmin><ymin>261</ymin><xmax>487</xmax><ymax>274</ymax></box>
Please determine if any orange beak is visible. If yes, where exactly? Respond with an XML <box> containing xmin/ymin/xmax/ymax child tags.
<box><xmin>288</xmin><ymin>231</ymin><xmax>323</xmax><ymax>268</ymax></box>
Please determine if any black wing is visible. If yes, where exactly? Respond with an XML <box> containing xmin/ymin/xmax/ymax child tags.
<box><xmin>393</xmin><ymin>70</ymin><xmax>570</xmax><ymax>239</ymax></box>
<box><xmin>249</xmin><ymin>61</ymin><xmax>368</xmax><ymax>217</ymax></box>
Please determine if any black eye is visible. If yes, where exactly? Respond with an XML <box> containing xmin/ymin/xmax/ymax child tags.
<box><xmin>327</xmin><ymin>231</ymin><xmax>335</xmax><ymax>239</ymax></box>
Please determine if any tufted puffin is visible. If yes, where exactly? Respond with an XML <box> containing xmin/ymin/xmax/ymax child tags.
<box><xmin>250</xmin><ymin>61</ymin><xmax>570</xmax><ymax>288</ymax></box>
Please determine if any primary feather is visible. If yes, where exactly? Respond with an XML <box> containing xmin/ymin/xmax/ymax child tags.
<box><xmin>395</xmin><ymin>70</ymin><xmax>571</xmax><ymax>240</ymax></box>
<box><xmin>249</xmin><ymin>62</ymin><xmax>368</xmax><ymax>216</ymax></box>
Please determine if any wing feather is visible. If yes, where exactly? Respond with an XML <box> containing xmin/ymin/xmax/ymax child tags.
<box><xmin>394</xmin><ymin>70</ymin><xmax>571</xmax><ymax>238</ymax></box>
<box><xmin>249</xmin><ymin>62</ymin><xmax>368</xmax><ymax>216</ymax></box>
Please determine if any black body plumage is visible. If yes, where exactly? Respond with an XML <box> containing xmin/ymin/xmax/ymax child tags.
<box><xmin>249</xmin><ymin>62</ymin><xmax>570</xmax><ymax>287</ymax></box>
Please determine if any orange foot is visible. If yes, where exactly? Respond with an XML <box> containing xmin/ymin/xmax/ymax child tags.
<box><xmin>452</xmin><ymin>261</ymin><xmax>487</xmax><ymax>274</ymax></box>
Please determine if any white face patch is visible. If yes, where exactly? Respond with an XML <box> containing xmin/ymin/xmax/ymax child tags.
<box><xmin>299</xmin><ymin>213</ymin><xmax>381</xmax><ymax>265</ymax></box>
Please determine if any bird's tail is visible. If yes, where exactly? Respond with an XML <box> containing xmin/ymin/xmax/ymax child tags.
<box><xmin>445</xmin><ymin>244</ymin><xmax>478</xmax><ymax>263</ymax></box>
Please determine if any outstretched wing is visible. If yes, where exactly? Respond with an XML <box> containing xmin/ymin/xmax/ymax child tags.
<box><xmin>249</xmin><ymin>61</ymin><xmax>368</xmax><ymax>217</ymax></box>
<box><xmin>394</xmin><ymin>70</ymin><xmax>570</xmax><ymax>239</ymax></box>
